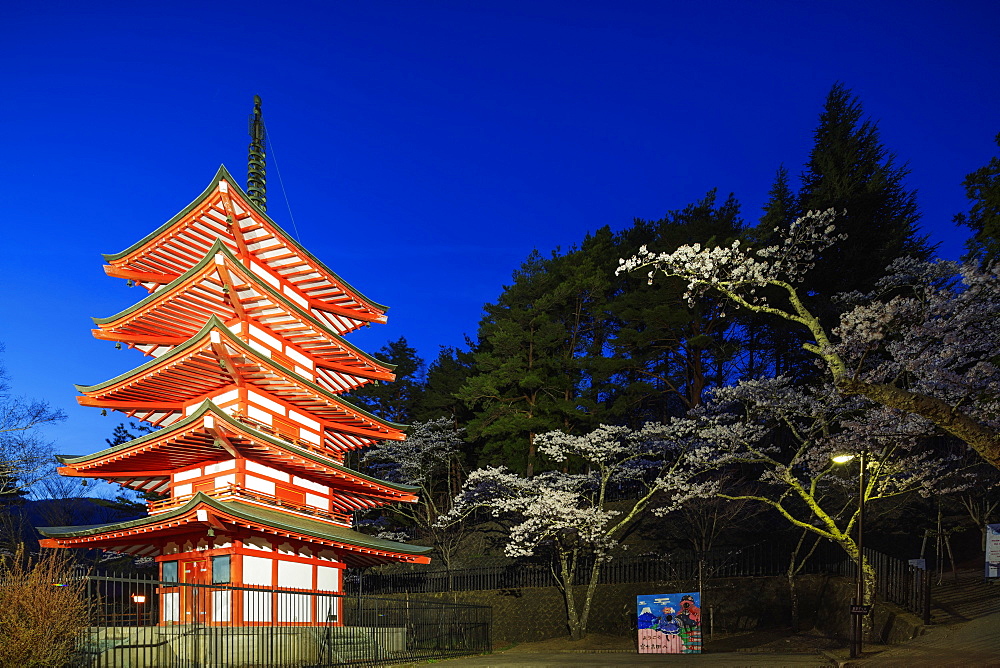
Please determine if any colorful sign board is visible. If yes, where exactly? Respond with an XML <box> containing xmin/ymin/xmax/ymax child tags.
<box><xmin>986</xmin><ymin>524</ymin><xmax>1000</xmax><ymax>578</ymax></box>
<box><xmin>636</xmin><ymin>592</ymin><xmax>702</xmax><ymax>654</ymax></box>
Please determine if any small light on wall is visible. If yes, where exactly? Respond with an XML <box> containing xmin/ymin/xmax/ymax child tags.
<box><xmin>131</xmin><ymin>594</ymin><xmax>147</xmax><ymax>604</ymax></box>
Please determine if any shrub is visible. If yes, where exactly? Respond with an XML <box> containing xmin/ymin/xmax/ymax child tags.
<box><xmin>0</xmin><ymin>548</ymin><xmax>87</xmax><ymax>667</ymax></box>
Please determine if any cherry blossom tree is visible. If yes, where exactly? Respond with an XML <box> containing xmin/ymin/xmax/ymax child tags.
<box><xmin>438</xmin><ymin>423</ymin><xmax>716</xmax><ymax>640</ymax></box>
<box><xmin>618</xmin><ymin>211</ymin><xmax>1000</xmax><ymax>469</ymax></box>
<box><xmin>361</xmin><ymin>418</ymin><xmax>468</xmax><ymax>571</ymax></box>
<box><xmin>676</xmin><ymin>376</ymin><xmax>968</xmax><ymax>611</ymax></box>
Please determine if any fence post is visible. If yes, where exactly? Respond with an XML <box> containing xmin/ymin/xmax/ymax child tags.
<box><xmin>922</xmin><ymin>566</ymin><xmax>932</xmax><ymax>626</ymax></box>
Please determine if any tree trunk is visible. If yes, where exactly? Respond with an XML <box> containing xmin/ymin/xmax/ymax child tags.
<box><xmin>558</xmin><ymin>553</ymin><xmax>584</xmax><ymax>640</ymax></box>
<box><xmin>574</xmin><ymin>557</ymin><xmax>604</xmax><ymax>640</ymax></box>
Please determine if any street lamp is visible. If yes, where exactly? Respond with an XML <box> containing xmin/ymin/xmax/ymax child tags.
<box><xmin>832</xmin><ymin>450</ymin><xmax>866</xmax><ymax>659</ymax></box>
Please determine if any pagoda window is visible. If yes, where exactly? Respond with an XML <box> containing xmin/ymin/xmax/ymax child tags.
<box><xmin>211</xmin><ymin>555</ymin><xmax>231</xmax><ymax>584</ymax></box>
<box><xmin>288</xmin><ymin>410</ymin><xmax>320</xmax><ymax>430</ymax></box>
<box><xmin>162</xmin><ymin>560</ymin><xmax>178</xmax><ymax>583</ymax></box>
<box><xmin>298</xmin><ymin>428</ymin><xmax>321</xmax><ymax>446</ymax></box>
<box><xmin>213</xmin><ymin>473</ymin><xmax>237</xmax><ymax>490</ymax></box>
<box><xmin>293</xmin><ymin>476</ymin><xmax>328</xmax><ymax>495</ymax></box>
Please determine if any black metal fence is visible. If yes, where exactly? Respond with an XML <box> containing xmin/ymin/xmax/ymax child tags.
<box><xmin>826</xmin><ymin>548</ymin><xmax>932</xmax><ymax>623</ymax></box>
<box><xmin>73</xmin><ymin>574</ymin><xmax>491</xmax><ymax>668</ymax></box>
<box><xmin>346</xmin><ymin>543</ymin><xmax>931</xmax><ymax>622</ymax></box>
<box><xmin>346</xmin><ymin>542</ymin><xmax>842</xmax><ymax>595</ymax></box>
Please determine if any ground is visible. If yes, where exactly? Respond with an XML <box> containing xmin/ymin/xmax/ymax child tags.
<box><xmin>496</xmin><ymin>628</ymin><xmax>844</xmax><ymax>654</ymax></box>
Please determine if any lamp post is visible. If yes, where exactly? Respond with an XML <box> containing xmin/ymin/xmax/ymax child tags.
<box><xmin>832</xmin><ymin>450</ymin><xmax>866</xmax><ymax>659</ymax></box>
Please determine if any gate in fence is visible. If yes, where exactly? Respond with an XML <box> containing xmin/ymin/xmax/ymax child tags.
<box><xmin>73</xmin><ymin>574</ymin><xmax>491</xmax><ymax>668</ymax></box>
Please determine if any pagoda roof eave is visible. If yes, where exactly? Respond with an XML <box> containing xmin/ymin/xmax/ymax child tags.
<box><xmin>75</xmin><ymin>315</ymin><xmax>407</xmax><ymax>434</ymax></box>
<box><xmin>55</xmin><ymin>400</ymin><xmax>420</xmax><ymax>496</ymax></box>
<box><xmin>92</xmin><ymin>239</ymin><xmax>396</xmax><ymax>375</ymax></box>
<box><xmin>102</xmin><ymin>165</ymin><xmax>389</xmax><ymax>313</ymax></box>
<box><xmin>36</xmin><ymin>493</ymin><xmax>432</xmax><ymax>562</ymax></box>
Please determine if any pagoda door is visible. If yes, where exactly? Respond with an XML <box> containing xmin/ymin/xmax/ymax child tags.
<box><xmin>180</xmin><ymin>558</ymin><xmax>211</xmax><ymax>625</ymax></box>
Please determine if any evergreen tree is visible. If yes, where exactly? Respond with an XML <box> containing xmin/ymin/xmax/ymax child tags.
<box><xmin>459</xmin><ymin>248</ymin><xmax>608</xmax><ymax>476</ymax></box>
<box><xmin>105</xmin><ymin>421</ymin><xmax>155</xmax><ymax>447</ymax></box>
<box><xmin>955</xmin><ymin>132</ymin><xmax>1000</xmax><ymax>266</ymax></box>
<box><xmin>348</xmin><ymin>337</ymin><xmax>425</xmax><ymax>424</ymax></box>
<box><xmin>796</xmin><ymin>83</ymin><xmax>932</xmax><ymax>298</ymax></box>
<box><xmin>743</xmin><ymin>166</ymin><xmax>816</xmax><ymax>381</ymax></box>
<box><xmin>413</xmin><ymin>345</ymin><xmax>475</xmax><ymax>424</ymax></box>
<box><xmin>606</xmin><ymin>190</ymin><xmax>745</xmax><ymax>418</ymax></box>
<box><xmin>756</xmin><ymin>165</ymin><xmax>796</xmax><ymax>242</ymax></box>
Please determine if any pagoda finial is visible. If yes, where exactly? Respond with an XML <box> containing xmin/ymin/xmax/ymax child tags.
<box><xmin>247</xmin><ymin>95</ymin><xmax>267</xmax><ymax>211</ymax></box>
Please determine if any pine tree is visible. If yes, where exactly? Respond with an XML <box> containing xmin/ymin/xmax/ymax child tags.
<box><xmin>756</xmin><ymin>166</ymin><xmax>796</xmax><ymax>243</ymax></box>
<box><xmin>348</xmin><ymin>337</ymin><xmax>425</xmax><ymax>424</ymax></box>
<box><xmin>955</xmin><ymin>132</ymin><xmax>1000</xmax><ymax>266</ymax></box>
<box><xmin>796</xmin><ymin>83</ymin><xmax>932</xmax><ymax>298</ymax></box>
<box><xmin>459</xmin><ymin>249</ymin><xmax>606</xmax><ymax>476</ymax></box>
<box><xmin>413</xmin><ymin>346</ymin><xmax>475</xmax><ymax>423</ymax></box>
<box><xmin>607</xmin><ymin>190</ymin><xmax>745</xmax><ymax>417</ymax></box>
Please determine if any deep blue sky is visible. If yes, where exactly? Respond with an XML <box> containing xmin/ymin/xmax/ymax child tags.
<box><xmin>2</xmin><ymin>1</ymin><xmax>997</xmax><ymax>463</ymax></box>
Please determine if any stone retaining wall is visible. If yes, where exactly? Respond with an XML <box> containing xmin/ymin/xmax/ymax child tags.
<box><xmin>400</xmin><ymin>574</ymin><xmax>924</xmax><ymax>645</ymax></box>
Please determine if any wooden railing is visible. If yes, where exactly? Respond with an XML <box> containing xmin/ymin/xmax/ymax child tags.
<box><xmin>232</xmin><ymin>412</ymin><xmax>344</xmax><ymax>464</ymax></box>
<box><xmin>147</xmin><ymin>483</ymin><xmax>351</xmax><ymax>526</ymax></box>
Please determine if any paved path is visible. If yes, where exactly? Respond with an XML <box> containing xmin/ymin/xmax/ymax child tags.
<box><xmin>415</xmin><ymin>649</ymin><xmax>835</xmax><ymax>666</ymax></box>
<box><xmin>851</xmin><ymin>608</ymin><xmax>1000</xmax><ymax>667</ymax></box>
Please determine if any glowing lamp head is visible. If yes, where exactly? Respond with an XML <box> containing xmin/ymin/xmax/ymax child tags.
<box><xmin>831</xmin><ymin>454</ymin><xmax>856</xmax><ymax>464</ymax></box>
<box><xmin>131</xmin><ymin>594</ymin><xmax>147</xmax><ymax>604</ymax></box>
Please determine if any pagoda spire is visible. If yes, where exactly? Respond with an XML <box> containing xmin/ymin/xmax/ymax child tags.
<box><xmin>247</xmin><ymin>95</ymin><xmax>266</xmax><ymax>211</ymax></box>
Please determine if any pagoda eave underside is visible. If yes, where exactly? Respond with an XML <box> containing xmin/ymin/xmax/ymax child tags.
<box><xmin>92</xmin><ymin>242</ymin><xmax>395</xmax><ymax>392</ymax></box>
<box><xmin>76</xmin><ymin>319</ymin><xmax>404</xmax><ymax>450</ymax></box>
<box><xmin>56</xmin><ymin>405</ymin><xmax>418</xmax><ymax>506</ymax></box>
<box><xmin>37</xmin><ymin>497</ymin><xmax>431</xmax><ymax>568</ymax></box>
<box><xmin>102</xmin><ymin>167</ymin><xmax>387</xmax><ymax>335</ymax></box>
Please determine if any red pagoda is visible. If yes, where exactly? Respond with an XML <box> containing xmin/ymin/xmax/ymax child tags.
<box><xmin>38</xmin><ymin>98</ymin><xmax>431</xmax><ymax>626</ymax></box>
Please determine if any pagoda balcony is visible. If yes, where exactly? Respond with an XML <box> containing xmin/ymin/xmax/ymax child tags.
<box><xmin>232</xmin><ymin>413</ymin><xmax>345</xmax><ymax>464</ymax></box>
<box><xmin>147</xmin><ymin>483</ymin><xmax>352</xmax><ymax>526</ymax></box>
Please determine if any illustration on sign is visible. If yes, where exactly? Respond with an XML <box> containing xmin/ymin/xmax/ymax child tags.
<box><xmin>986</xmin><ymin>523</ymin><xmax>1000</xmax><ymax>578</ymax></box>
<box><xmin>636</xmin><ymin>592</ymin><xmax>702</xmax><ymax>654</ymax></box>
